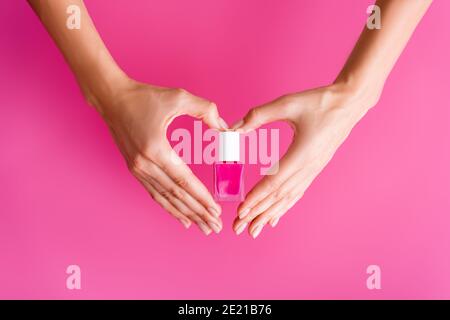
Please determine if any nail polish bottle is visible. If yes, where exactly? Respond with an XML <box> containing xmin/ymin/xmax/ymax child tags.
<box><xmin>214</xmin><ymin>131</ymin><xmax>244</xmax><ymax>202</ymax></box>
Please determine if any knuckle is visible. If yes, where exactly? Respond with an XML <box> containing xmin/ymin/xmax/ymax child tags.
<box><xmin>144</xmin><ymin>161</ymin><xmax>158</xmax><ymax>176</ymax></box>
<box><xmin>196</xmin><ymin>212</ymin><xmax>208</xmax><ymax>221</ymax></box>
<box><xmin>284</xmin><ymin>192</ymin><xmax>295</xmax><ymax>202</ymax></box>
<box><xmin>160</xmin><ymin>189</ymin><xmax>171</xmax><ymax>200</ymax></box>
<box><xmin>129</xmin><ymin>154</ymin><xmax>146</xmax><ymax>174</ymax></box>
<box><xmin>174</xmin><ymin>176</ymin><xmax>189</xmax><ymax>188</ymax></box>
<box><xmin>281</xmin><ymin>94</ymin><xmax>296</xmax><ymax>107</ymax></box>
<box><xmin>207</xmin><ymin>102</ymin><xmax>218</xmax><ymax>114</ymax></box>
<box><xmin>320</xmin><ymin>89</ymin><xmax>335</xmax><ymax>106</ymax></box>
<box><xmin>143</xmin><ymin>143</ymin><xmax>162</xmax><ymax>160</ymax></box>
<box><xmin>273</xmin><ymin>189</ymin><xmax>285</xmax><ymax>201</ymax></box>
<box><xmin>141</xmin><ymin>147</ymin><xmax>154</xmax><ymax>160</ymax></box>
<box><xmin>186</xmin><ymin>212</ymin><xmax>199</xmax><ymax>222</ymax></box>
<box><xmin>174</xmin><ymin>87</ymin><xmax>188</xmax><ymax>99</ymax></box>
<box><xmin>247</xmin><ymin>107</ymin><xmax>260</xmax><ymax>123</ymax></box>
<box><xmin>182</xmin><ymin>211</ymin><xmax>194</xmax><ymax>219</ymax></box>
<box><xmin>170</xmin><ymin>187</ymin><xmax>184</xmax><ymax>200</ymax></box>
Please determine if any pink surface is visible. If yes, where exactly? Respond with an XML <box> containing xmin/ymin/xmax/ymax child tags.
<box><xmin>1</xmin><ymin>0</ymin><xmax>450</xmax><ymax>299</ymax></box>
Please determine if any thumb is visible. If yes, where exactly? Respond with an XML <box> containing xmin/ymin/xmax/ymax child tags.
<box><xmin>232</xmin><ymin>97</ymin><xmax>292</xmax><ymax>133</ymax></box>
<box><xmin>179</xmin><ymin>90</ymin><xmax>228</xmax><ymax>131</ymax></box>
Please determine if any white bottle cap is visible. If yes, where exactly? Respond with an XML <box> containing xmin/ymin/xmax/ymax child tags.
<box><xmin>219</xmin><ymin>131</ymin><xmax>240</xmax><ymax>162</ymax></box>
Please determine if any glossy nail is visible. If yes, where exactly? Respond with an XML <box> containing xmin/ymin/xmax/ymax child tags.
<box><xmin>270</xmin><ymin>217</ymin><xmax>279</xmax><ymax>227</ymax></box>
<box><xmin>209</xmin><ymin>221</ymin><xmax>222</xmax><ymax>234</ymax></box>
<box><xmin>235</xmin><ymin>222</ymin><xmax>247</xmax><ymax>235</ymax></box>
<box><xmin>198</xmin><ymin>222</ymin><xmax>212</xmax><ymax>235</ymax></box>
<box><xmin>239</xmin><ymin>208</ymin><xmax>250</xmax><ymax>219</ymax></box>
<box><xmin>251</xmin><ymin>224</ymin><xmax>264</xmax><ymax>239</ymax></box>
<box><xmin>181</xmin><ymin>219</ymin><xmax>191</xmax><ymax>229</ymax></box>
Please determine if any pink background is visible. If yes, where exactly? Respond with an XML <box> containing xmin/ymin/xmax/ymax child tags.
<box><xmin>1</xmin><ymin>0</ymin><xmax>450</xmax><ymax>299</ymax></box>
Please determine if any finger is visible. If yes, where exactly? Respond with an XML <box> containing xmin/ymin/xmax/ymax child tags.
<box><xmin>265</xmin><ymin>170</ymin><xmax>317</xmax><ymax>228</ymax></box>
<box><xmin>138</xmin><ymin>159</ymin><xmax>223</xmax><ymax>233</ymax></box>
<box><xmin>147</xmin><ymin>175</ymin><xmax>215</xmax><ymax>235</ymax></box>
<box><xmin>133</xmin><ymin>162</ymin><xmax>214</xmax><ymax>236</ymax></box>
<box><xmin>235</xmin><ymin>168</ymin><xmax>303</xmax><ymax>226</ymax></box>
<box><xmin>234</xmin><ymin>183</ymin><xmax>288</xmax><ymax>231</ymax></box>
<box><xmin>236</xmin><ymin>164</ymin><xmax>317</xmax><ymax>235</ymax></box>
<box><xmin>269</xmin><ymin>216</ymin><xmax>280</xmax><ymax>227</ymax></box>
<box><xmin>232</xmin><ymin>96</ymin><xmax>296</xmax><ymax>133</ymax></box>
<box><xmin>248</xmin><ymin>197</ymin><xmax>291</xmax><ymax>239</ymax></box>
<box><xmin>234</xmin><ymin>189</ymin><xmax>291</xmax><ymax>236</ymax></box>
<box><xmin>237</xmin><ymin>140</ymin><xmax>304</xmax><ymax>219</ymax></box>
<box><xmin>269</xmin><ymin>191</ymin><xmax>304</xmax><ymax>227</ymax></box>
<box><xmin>176</xmin><ymin>89</ymin><xmax>228</xmax><ymax>130</ymax></box>
<box><xmin>137</xmin><ymin>175</ymin><xmax>192</xmax><ymax>229</ymax></box>
<box><xmin>235</xmin><ymin>189</ymin><xmax>299</xmax><ymax>234</ymax></box>
<box><xmin>233</xmin><ymin>218</ymin><xmax>248</xmax><ymax>236</ymax></box>
<box><xmin>156</xmin><ymin>145</ymin><xmax>222</xmax><ymax>217</ymax></box>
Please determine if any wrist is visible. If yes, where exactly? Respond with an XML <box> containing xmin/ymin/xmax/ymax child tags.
<box><xmin>81</xmin><ymin>67</ymin><xmax>133</xmax><ymax>116</ymax></box>
<box><xmin>318</xmin><ymin>76</ymin><xmax>383</xmax><ymax>126</ymax></box>
<box><xmin>73</xmin><ymin>48</ymin><xmax>132</xmax><ymax>116</ymax></box>
<box><xmin>333</xmin><ymin>70</ymin><xmax>384</xmax><ymax>108</ymax></box>
<box><xmin>332</xmin><ymin>74</ymin><xmax>384</xmax><ymax>113</ymax></box>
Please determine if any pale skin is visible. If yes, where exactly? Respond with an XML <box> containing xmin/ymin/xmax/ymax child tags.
<box><xmin>232</xmin><ymin>0</ymin><xmax>433</xmax><ymax>238</ymax></box>
<box><xmin>28</xmin><ymin>0</ymin><xmax>228</xmax><ymax>235</ymax></box>
<box><xmin>28</xmin><ymin>0</ymin><xmax>432</xmax><ymax>238</ymax></box>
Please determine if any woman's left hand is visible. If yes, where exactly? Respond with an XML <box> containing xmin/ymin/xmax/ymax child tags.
<box><xmin>232</xmin><ymin>82</ymin><xmax>380</xmax><ymax>238</ymax></box>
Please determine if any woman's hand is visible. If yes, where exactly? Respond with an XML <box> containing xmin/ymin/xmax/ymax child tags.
<box><xmin>28</xmin><ymin>0</ymin><xmax>228</xmax><ymax>235</ymax></box>
<box><xmin>93</xmin><ymin>78</ymin><xmax>227</xmax><ymax>235</ymax></box>
<box><xmin>230</xmin><ymin>0</ymin><xmax>432</xmax><ymax>238</ymax></box>
<box><xmin>232</xmin><ymin>83</ymin><xmax>380</xmax><ymax>238</ymax></box>
<box><xmin>28</xmin><ymin>0</ymin><xmax>431</xmax><ymax>237</ymax></box>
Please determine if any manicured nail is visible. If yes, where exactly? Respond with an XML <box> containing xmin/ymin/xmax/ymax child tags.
<box><xmin>181</xmin><ymin>219</ymin><xmax>191</xmax><ymax>229</ymax></box>
<box><xmin>208</xmin><ymin>207</ymin><xmax>221</xmax><ymax>217</ymax></box>
<box><xmin>270</xmin><ymin>217</ymin><xmax>279</xmax><ymax>227</ymax></box>
<box><xmin>251</xmin><ymin>224</ymin><xmax>264</xmax><ymax>239</ymax></box>
<box><xmin>198</xmin><ymin>222</ymin><xmax>212</xmax><ymax>235</ymax></box>
<box><xmin>239</xmin><ymin>208</ymin><xmax>250</xmax><ymax>219</ymax></box>
<box><xmin>219</xmin><ymin>118</ymin><xmax>229</xmax><ymax>130</ymax></box>
<box><xmin>231</xmin><ymin>120</ymin><xmax>244</xmax><ymax>130</ymax></box>
<box><xmin>209</xmin><ymin>221</ymin><xmax>222</xmax><ymax>234</ymax></box>
<box><xmin>235</xmin><ymin>222</ymin><xmax>247</xmax><ymax>235</ymax></box>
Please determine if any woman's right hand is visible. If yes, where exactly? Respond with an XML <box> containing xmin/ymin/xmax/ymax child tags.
<box><xmin>92</xmin><ymin>77</ymin><xmax>227</xmax><ymax>235</ymax></box>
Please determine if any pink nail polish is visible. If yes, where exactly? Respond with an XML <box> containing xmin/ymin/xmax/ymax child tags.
<box><xmin>214</xmin><ymin>132</ymin><xmax>244</xmax><ymax>202</ymax></box>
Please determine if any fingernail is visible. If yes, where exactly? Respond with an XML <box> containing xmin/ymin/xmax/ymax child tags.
<box><xmin>231</xmin><ymin>120</ymin><xmax>244</xmax><ymax>130</ymax></box>
<box><xmin>239</xmin><ymin>208</ymin><xmax>250</xmax><ymax>219</ymax></box>
<box><xmin>270</xmin><ymin>217</ymin><xmax>279</xmax><ymax>227</ymax></box>
<box><xmin>235</xmin><ymin>222</ymin><xmax>247</xmax><ymax>235</ymax></box>
<box><xmin>181</xmin><ymin>219</ymin><xmax>191</xmax><ymax>229</ymax></box>
<box><xmin>251</xmin><ymin>224</ymin><xmax>264</xmax><ymax>239</ymax></box>
<box><xmin>219</xmin><ymin>118</ymin><xmax>229</xmax><ymax>130</ymax></box>
<box><xmin>208</xmin><ymin>206</ymin><xmax>221</xmax><ymax>217</ymax></box>
<box><xmin>209</xmin><ymin>221</ymin><xmax>222</xmax><ymax>234</ymax></box>
<box><xmin>198</xmin><ymin>222</ymin><xmax>212</xmax><ymax>235</ymax></box>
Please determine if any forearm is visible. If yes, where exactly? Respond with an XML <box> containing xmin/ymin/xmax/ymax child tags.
<box><xmin>335</xmin><ymin>0</ymin><xmax>432</xmax><ymax>104</ymax></box>
<box><xmin>27</xmin><ymin>0</ymin><xmax>129</xmax><ymax>109</ymax></box>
